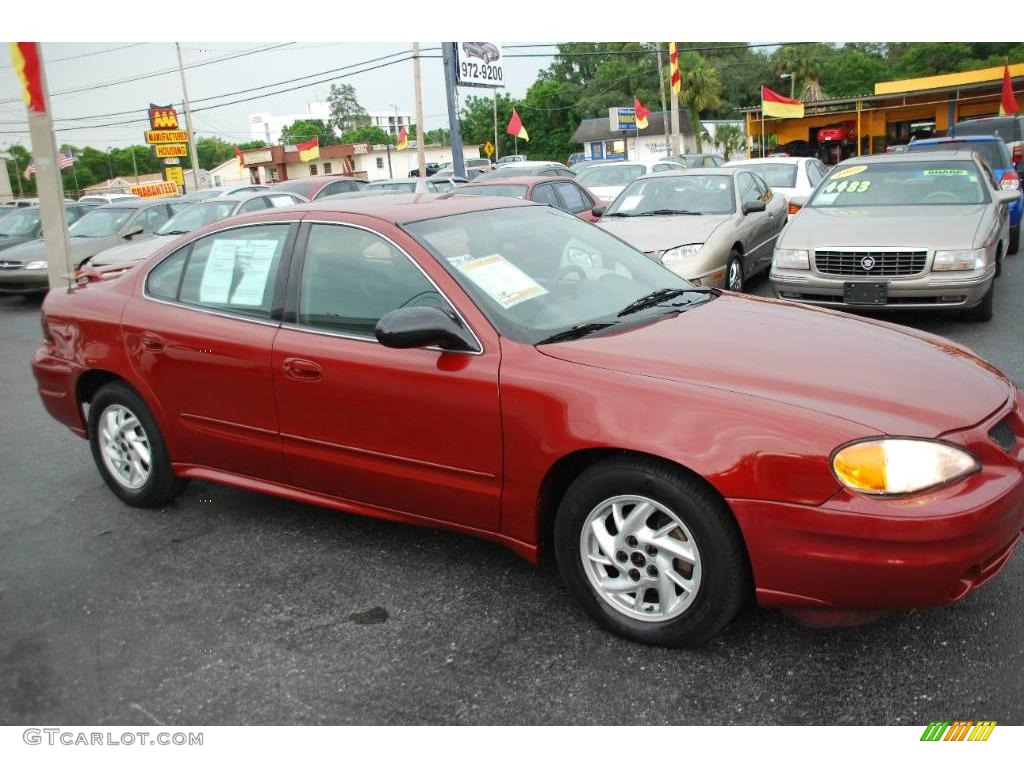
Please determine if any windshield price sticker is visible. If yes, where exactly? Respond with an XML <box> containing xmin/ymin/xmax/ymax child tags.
<box><xmin>454</xmin><ymin>254</ymin><xmax>547</xmax><ymax>308</ymax></box>
<box><xmin>831</xmin><ymin>165</ymin><xmax>868</xmax><ymax>180</ymax></box>
<box><xmin>822</xmin><ymin>179</ymin><xmax>872</xmax><ymax>196</ymax></box>
<box><xmin>198</xmin><ymin>239</ymin><xmax>278</xmax><ymax>306</ymax></box>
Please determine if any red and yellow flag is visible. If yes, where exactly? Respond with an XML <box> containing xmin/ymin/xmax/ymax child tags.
<box><xmin>296</xmin><ymin>136</ymin><xmax>319</xmax><ymax>162</ymax></box>
<box><xmin>1000</xmin><ymin>62</ymin><xmax>1018</xmax><ymax>116</ymax></box>
<box><xmin>761</xmin><ymin>86</ymin><xmax>804</xmax><ymax>119</ymax></box>
<box><xmin>235</xmin><ymin>146</ymin><xmax>245</xmax><ymax>169</ymax></box>
<box><xmin>396</xmin><ymin>127</ymin><xmax>408</xmax><ymax>151</ymax></box>
<box><xmin>634</xmin><ymin>96</ymin><xmax>651</xmax><ymax>130</ymax></box>
<box><xmin>669</xmin><ymin>43</ymin><xmax>681</xmax><ymax>95</ymax></box>
<box><xmin>9</xmin><ymin>42</ymin><xmax>46</xmax><ymax>113</ymax></box>
<box><xmin>506</xmin><ymin>109</ymin><xmax>529</xmax><ymax>141</ymax></box>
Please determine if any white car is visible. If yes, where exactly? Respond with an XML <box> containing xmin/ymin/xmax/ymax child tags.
<box><xmin>77</xmin><ymin>194</ymin><xmax>141</xmax><ymax>205</ymax></box>
<box><xmin>575</xmin><ymin>159</ymin><xmax>688</xmax><ymax>203</ymax></box>
<box><xmin>723</xmin><ymin>157</ymin><xmax>828</xmax><ymax>216</ymax></box>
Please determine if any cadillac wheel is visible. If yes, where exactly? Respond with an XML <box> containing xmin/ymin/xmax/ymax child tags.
<box><xmin>554</xmin><ymin>456</ymin><xmax>750</xmax><ymax>647</ymax></box>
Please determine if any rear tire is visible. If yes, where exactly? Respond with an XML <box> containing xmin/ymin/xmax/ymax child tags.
<box><xmin>553</xmin><ymin>455</ymin><xmax>749</xmax><ymax>647</ymax></box>
<box><xmin>1009</xmin><ymin>224</ymin><xmax>1020</xmax><ymax>256</ymax></box>
<box><xmin>962</xmin><ymin>284</ymin><xmax>994</xmax><ymax>322</ymax></box>
<box><xmin>88</xmin><ymin>382</ymin><xmax>187</xmax><ymax>507</ymax></box>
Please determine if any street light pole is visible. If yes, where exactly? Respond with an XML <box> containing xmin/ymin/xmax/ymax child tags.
<box><xmin>781</xmin><ymin>73</ymin><xmax>795</xmax><ymax>100</ymax></box>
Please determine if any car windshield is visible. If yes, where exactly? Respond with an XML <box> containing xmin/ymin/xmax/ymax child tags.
<box><xmin>369</xmin><ymin>181</ymin><xmax>416</xmax><ymax>192</ymax></box>
<box><xmin>68</xmin><ymin>207</ymin><xmax>135</xmax><ymax>237</ymax></box>
<box><xmin>605</xmin><ymin>175</ymin><xmax>736</xmax><ymax>216</ymax></box>
<box><xmin>811</xmin><ymin>161</ymin><xmax>990</xmax><ymax>207</ymax></box>
<box><xmin>157</xmin><ymin>201</ymin><xmax>237</xmax><ymax>234</ymax></box>
<box><xmin>405</xmin><ymin>206</ymin><xmax>705</xmax><ymax>345</ymax></box>
<box><xmin>953</xmin><ymin>117</ymin><xmax>1021</xmax><ymax>141</ymax></box>
<box><xmin>451</xmin><ymin>184</ymin><xmax>528</xmax><ymax>199</ymax></box>
<box><xmin>731</xmin><ymin>163</ymin><xmax>798</xmax><ymax>188</ymax></box>
<box><xmin>0</xmin><ymin>208</ymin><xmax>41</xmax><ymax>236</ymax></box>
<box><xmin>575</xmin><ymin>164</ymin><xmax>646</xmax><ymax>188</ymax></box>
<box><xmin>906</xmin><ymin>140</ymin><xmax>1010</xmax><ymax>170</ymax></box>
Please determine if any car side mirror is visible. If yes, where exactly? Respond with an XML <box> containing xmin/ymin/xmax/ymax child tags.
<box><xmin>995</xmin><ymin>189</ymin><xmax>1021</xmax><ymax>205</ymax></box>
<box><xmin>375</xmin><ymin>306</ymin><xmax>476</xmax><ymax>352</ymax></box>
<box><xmin>123</xmin><ymin>225</ymin><xmax>145</xmax><ymax>239</ymax></box>
<box><xmin>741</xmin><ymin>200</ymin><xmax>767</xmax><ymax>215</ymax></box>
<box><xmin>591</xmin><ymin>204</ymin><xmax>607</xmax><ymax>217</ymax></box>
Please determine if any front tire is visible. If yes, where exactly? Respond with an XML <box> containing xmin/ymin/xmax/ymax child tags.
<box><xmin>1009</xmin><ymin>223</ymin><xmax>1019</xmax><ymax>256</ymax></box>
<box><xmin>725</xmin><ymin>250</ymin><xmax>744</xmax><ymax>292</ymax></box>
<box><xmin>962</xmin><ymin>284</ymin><xmax>994</xmax><ymax>322</ymax></box>
<box><xmin>88</xmin><ymin>382</ymin><xmax>187</xmax><ymax>507</ymax></box>
<box><xmin>554</xmin><ymin>456</ymin><xmax>749</xmax><ymax>647</ymax></box>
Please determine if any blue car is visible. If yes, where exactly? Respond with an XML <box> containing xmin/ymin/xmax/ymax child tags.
<box><xmin>907</xmin><ymin>135</ymin><xmax>1022</xmax><ymax>255</ymax></box>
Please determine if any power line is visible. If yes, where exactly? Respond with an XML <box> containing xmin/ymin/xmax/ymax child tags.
<box><xmin>0</xmin><ymin>43</ymin><xmax>146</xmax><ymax>69</ymax></box>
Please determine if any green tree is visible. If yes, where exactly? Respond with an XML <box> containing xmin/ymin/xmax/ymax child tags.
<box><xmin>679</xmin><ymin>53</ymin><xmax>721</xmax><ymax>153</ymax></box>
<box><xmin>340</xmin><ymin>125</ymin><xmax>391</xmax><ymax>145</ymax></box>
<box><xmin>279</xmin><ymin>119</ymin><xmax>337</xmax><ymax>146</ymax></box>
<box><xmin>328</xmin><ymin>83</ymin><xmax>370</xmax><ymax>133</ymax></box>
<box><xmin>195</xmin><ymin>136</ymin><xmax>239</xmax><ymax>170</ymax></box>
<box><xmin>709</xmin><ymin>123</ymin><xmax>745</xmax><ymax>161</ymax></box>
<box><xmin>772</xmin><ymin>43</ymin><xmax>831</xmax><ymax>102</ymax></box>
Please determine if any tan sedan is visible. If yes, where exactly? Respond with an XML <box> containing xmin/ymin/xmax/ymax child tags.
<box><xmin>595</xmin><ymin>168</ymin><xmax>788</xmax><ymax>291</ymax></box>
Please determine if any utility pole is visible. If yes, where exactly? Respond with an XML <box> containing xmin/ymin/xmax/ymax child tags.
<box><xmin>656</xmin><ymin>46</ymin><xmax>669</xmax><ymax>158</ymax></box>
<box><xmin>413</xmin><ymin>43</ymin><xmax>427</xmax><ymax>180</ymax></box>
<box><xmin>175</xmin><ymin>42</ymin><xmax>202</xmax><ymax>192</ymax></box>
<box><xmin>15</xmin><ymin>43</ymin><xmax>72</xmax><ymax>290</ymax></box>
<box><xmin>492</xmin><ymin>88</ymin><xmax>499</xmax><ymax>164</ymax></box>
<box><xmin>441</xmin><ymin>42</ymin><xmax>466</xmax><ymax>178</ymax></box>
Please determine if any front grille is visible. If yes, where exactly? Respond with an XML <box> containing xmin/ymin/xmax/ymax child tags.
<box><xmin>815</xmin><ymin>250</ymin><xmax>928</xmax><ymax>277</ymax></box>
<box><xmin>0</xmin><ymin>260</ymin><xmax>23</xmax><ymax>271</ymax></box>
<box><xmin>989</xmin><ymin>418</ymin><xmax>1017</xmax><ymax>452</ymax></box>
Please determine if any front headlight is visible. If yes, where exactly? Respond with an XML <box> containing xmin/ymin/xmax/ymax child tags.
<box><xmin>661</xmin><ymin>244</ymin><xmax>702</xmax><ymax>271</ymax></box>
<box><xmin>773</xmin><ymin>248</ymin><xmax>810</xmax><ymax>270</ymax></box>
<box><xmin>832</xmin><ymin>438</ymin><xmax>979</xmax><ymax>496</ymax></box>
<box><xmin>23</xmin><ymin>261</ymin><xmax>48</xmax><ymax>270</ymax></box>
<box><xmin>932</xmin><ymin>248</ymin><xmax>988</xmax><ymax>271</ymax></box>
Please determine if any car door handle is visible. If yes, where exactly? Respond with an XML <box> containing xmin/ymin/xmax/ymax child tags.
<box><xmin>140</xmin><ymin>332</ymin><xmax>165</xmax><ymax>352</ymax></box>
<box><xmin>282</xmin><ymin>357</ymin><xmax>323</xmax><ymax>381</ymax></box>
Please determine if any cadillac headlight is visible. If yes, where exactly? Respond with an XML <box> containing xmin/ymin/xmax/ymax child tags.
<box><xmin>832</xmin><ymin>438</ymin><xmax>979</xmax><ymax>496</ymax></box>
<box><xmin>932</xmin><ymin>249</ymin><xmax>988</xmax><ymax>271</ymax></box>
<box><xmin>773</xmin><ymin>248</ymin><xmax>810</xmax><ymax>270</ymax></box>
<box><xmin>661</xmin><ymin>244</ymin><xmax>702</xmax><ymax>271</ymax></box>
<box><xmin>23</xmin><ymin>261</ymin><xmax>48</xmax><ymax>270</ymax></box>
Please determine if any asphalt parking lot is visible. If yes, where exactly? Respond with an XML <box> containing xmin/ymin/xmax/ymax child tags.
<box><xmin>1</xmin><ymin>260</ymin><xmax>1022</xmax><ymax>726</ymax></box>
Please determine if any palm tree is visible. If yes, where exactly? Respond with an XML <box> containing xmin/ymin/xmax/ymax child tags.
<box><xmin>679</xmin><ymin>54</ymin><xmax>721</xmax><ymax>154</ymax></box>
<box><xmin>712</xmin><ymin>123</ymin><xmax>746</xmax><ymax>161</ymax></box>
<box><xmin>773</xmin><ymin>44</ymin><xmax>830</xmax><ymax>103</ymax></box>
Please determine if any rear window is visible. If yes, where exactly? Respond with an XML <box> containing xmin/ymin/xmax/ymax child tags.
<box><xmin>907</xmin><ymin>140</ymin><xmax>1010</xmax><ymax>170</ymax></box>
<box><xmin>275</xmin><ymin>181</ymin><xmax>318</xmax><ymax>199</ymax></box>
<box><xmin>953</xmin><ymin>117</ymin><xmax>1022</xmax><ymax>142</ymax></box>
<box><xmin>575</xmin><ymin>164</ymin><xmax>646</xmax><ymax>188</ymax></box>
<box><xmin>451</xmin><ymin>185</ymin><xmax>528</xmax><ymax>199</ymax></box>
<box><xmin>731</xmin><ymin>163</ymin><xmax>799</xmax><ymax>188</ymax></box>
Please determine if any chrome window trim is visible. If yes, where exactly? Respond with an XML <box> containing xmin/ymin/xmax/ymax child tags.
<box><xmin>293</xmin><ymin>219</ymin><xmax>484</xmax><ymax>356</ymax></box>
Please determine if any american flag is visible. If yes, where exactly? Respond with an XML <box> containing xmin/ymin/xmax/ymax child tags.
<box><xmin>22</xmin><ymin>150</ymin><xmax>73</xmax><ymax>179</ymax></box>
<box><xmin>23</xmin><ymin>159</ymin><xmax>35</xmax><ymax>180</ymax></box>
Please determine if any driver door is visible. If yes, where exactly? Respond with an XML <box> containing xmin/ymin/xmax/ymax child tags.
<box><xmin>271</xmin><ymin>221</ymin><xmax>502</xmax><ymax>530</ymax></box>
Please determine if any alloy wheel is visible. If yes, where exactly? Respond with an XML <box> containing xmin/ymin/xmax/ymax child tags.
<box><xmin>579</xmin><ymin>495</ymin><xmax>702</xmax><ymax>622</ymax></box>
<box><xmin>728</xmin><ymin>258</ymin><xmax>743</xmax><ymax>291</ymax></box>
<box><xmin>97</xmin><ymin>403</ymin><xmax>152</xmax><ymax>490</ymax></box>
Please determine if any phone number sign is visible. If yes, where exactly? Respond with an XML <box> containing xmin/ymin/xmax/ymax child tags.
<box><xmin>455</xmin><ymin>42</ymin><xmax>503</xmax><ymax>88</ymax></box>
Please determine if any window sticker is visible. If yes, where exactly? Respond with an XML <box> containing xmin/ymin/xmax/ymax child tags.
<box><xmin>922</xmin><ymin>169</ymin><xmax>969</xmax><ymax>177</ymax></box>
<box><xmin>831</xmin><ymin>165</ymin><xmax>868</xmax><ymax>180</ymax></box>
<box><xmin>198</xmin><ymin>239</ymin><xmax>278</xmax><ymax>306</ymax></box>
<box><xmin>454</xmin><ymin>254</ymin><xmax>548</xmax><ymax>309</ymax></box>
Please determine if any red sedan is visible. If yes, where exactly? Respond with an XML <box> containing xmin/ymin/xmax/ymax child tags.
<box><xmin>442</xmin><ymin>175</ymin><xmax>602</xmax><ymax>221</ymax></box>
<box><xmin>32</xmin><ymin>195</ymin><xmax>1024</xmax><ymax>646</ymax></box>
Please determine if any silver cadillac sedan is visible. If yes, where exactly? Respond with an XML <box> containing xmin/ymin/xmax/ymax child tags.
<box><xmin>595</xmin><ymin>168</ymin><xmax>787</xmax><ymax>291</ymax></box>
<box><xmin>771</xmin><ymin>150</ymin><xmax>1018</xmax><ymax>321</ymax></box>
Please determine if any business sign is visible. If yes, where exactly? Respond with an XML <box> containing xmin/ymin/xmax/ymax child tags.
<box><xmin>609</xmin><ymin>107</ymin><xmax>637</xmax><ymax>132</ymax></box>
<box><xmin>163</xmin><ymin>166</ymin><xmax>185</xmax><ymax>187</ymax></box>
<box><xmin>131</xmin><ymin>180</ymin><xmax>179</xmax><ymax>199</ymax></box>
<box><xmin>242</xmin><ymin>148</ymin><xmax>273</xmax><ymax>165</ymax></box>
<box><xmin>154</xmin><ymin>144</ymin><xmax>188</xmax><ymax>158</ymax></box>
<box><xmin>145</xmin><ymin>129</ymin><xmax>189</xmax><ymax>144</ymax></box>
<box><xmin>455</xmin><ymin>42</ymin><xmax>503</xmax><ymax>88</ymax></box>
<box><xmin>148</xmin><ymin>104</ymin><xmax>179</xmax><ymax>129</ymax></box>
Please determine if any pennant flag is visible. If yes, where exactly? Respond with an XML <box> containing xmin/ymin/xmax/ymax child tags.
<box><xmin>506</xmin><ymin>109</ymin><xmax>529</xmax><ymax>141</ymax></box>
<box><xmin>669</xmin><ymin>43</ymin><xmax>681</xmax><ymax>95</ymax></box>
<box><xmin>235</xmin><ymin>146</ymin><xmax>245</xmax><ymax>169</ymax></box>
<box><xmin>396</xmin><ymin>127</ymin><xmax>408</xmax><ymax>151</ymax></box>
<box><xmin>57</xmin><ymin>150</ymin><xmax>75</xmax><ymax>169</ymax></box>
<box><xmin>761</xmin><ymin>86</ymin><xmax>805</xmax><ymax>119</ymax></box>
<box><xmin>633</xmin><ymin>96</ymin><xmax>651</xmax><ymax>130</ymax></box>
<box><xmin>9</xmin><ymin>42</ymin><xmax>46</xmax><ymax>113</ymax></box>
<box><xmin>296</xmin><ymin>136</ymin><xmax>320</xmax><ymax>162</ymax></box>
<box><xmin>1000</xmin><ymin>62</ymin><xmax>1018</xmax><ymax>116</ymax></box>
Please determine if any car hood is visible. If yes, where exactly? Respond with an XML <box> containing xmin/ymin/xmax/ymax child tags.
<box><xmin>0</xmin><ymin>234</ymin><xmax>124</xmax><ymax>266</ymax></box>
<box><xmin>0</xmin><ymin>234</ymin><xmax>36</xmax><ymax>253</ymax></box>
<box><xmin>783</xmin><ymin>205</ymin><xmax>986</xmax><ymax>250</ymax></box>
<box><xmin>537</xmin><ymin>294</ymin><xmax>1011</xmax><ymax>436</ymax></box>
<box><xmin>597</xmin><ymin>214</ymin><xmax>731</xmax><ymax>252</ymax></box>
<box><xmin>90</xmin><ymin>235</ymin><xmax>168</xmax><ymax>266</ymax></box>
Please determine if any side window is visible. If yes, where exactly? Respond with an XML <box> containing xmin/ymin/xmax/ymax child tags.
<box><xmin>240</xmin><ymin>197</ymin><xmax>270</xmax><ymax>213</ymax></box>
<box><xmin>531</xmin><ymin>183</ymin><xmax>559</xmax><ymax>207</ymax></box>
<box><xmin>178</xmin><ymin>224</ymin><xmax>290</xmax><ymax>320</ymax></box>
<box><xmin>540</xmin><ymin>169</ymin><xmax>559</xmax><ymax>176</ymax></box>
<box><xmin>137</xmin><ymin>204</ymin><xmax>172</xmax><ymax>233</ymax></box>
<box><xmin>752</xmin><ymin>174</ymin><xmax>772</xmax><ymax>202</ymax></box>
<box><xmin>146</xmin><ymin>247</ymin><xmax>189</xmax><ymax>300</ymax></box>
<box><xmin>320</xmin><ymin>180</ymin><xmax>351</xmax><ymax>198</ymax></box>
<box><xmin>805</xmin><ymin>162</ymin><xmax>820</xmax><ymax>186</ymax></box>
<box><xmin>554</xmin><ymin>182</ymin><xmax>590</xmax><ymax>213</ymax></box>
<box><xmin>651</xmin><ymin>163</ymin><xmax>678</xmax><ymax>173</ymax></box>
<box><xmin>297</xmin><ymin>224</ymin><xmax>444</xmax><ymax>338</ymax></box>
<box><xmin>738</xmin><ymin>173</ymin><xmax>760</xmax><ymax>206</ymax></box>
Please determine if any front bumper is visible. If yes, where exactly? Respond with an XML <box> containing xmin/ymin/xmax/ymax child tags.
<box><xmin>771</xmin><ymin>264</ymin><xmax>994</xmax><ymax>310</ymax></box>
<box><xmin>731</xmin><ymin>389</ymin><xmax>1024</xmax><ymax>612</ymax></box>
<box><xmin>0</xmin><ymin>267</ymin><xmax>49</xmax><ymax>295</ymax></box>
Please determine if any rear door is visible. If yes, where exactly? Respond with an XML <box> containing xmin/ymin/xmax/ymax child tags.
<box><xmin>271</xmin><ymin>218</ymin><xmax>502</xmax><ymax>530</ymax></box>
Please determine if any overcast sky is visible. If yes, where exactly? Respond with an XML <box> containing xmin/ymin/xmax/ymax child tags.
<box><xmin>0</xmin><ymin>42</ymin><xmax>554</xmax><ymax>151</ymax></box>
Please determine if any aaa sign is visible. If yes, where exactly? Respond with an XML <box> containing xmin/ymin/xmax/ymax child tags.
<box><xmin>131</xmin><ymin>181</ymin><xmax>179</xmax><ymax>199</ymax></box>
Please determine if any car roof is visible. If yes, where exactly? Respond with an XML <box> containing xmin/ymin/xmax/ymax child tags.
<box><xmin>464</xmin><ymin>176</ymin><xmax>559</xmax><ymax>187</ymax></box>
<box><xmin>288</xmin><ymin>192</ymin><xmax>532</xmax><ymax>223</ymax></box>
<box><xmin>834</xmin><ymin>149</ymin><xmax>980</xmax><ymax>165</ymax></box>
<box><xmin>635</xmin><ymin>167</ymin><xmax>741</xmax><ymax>180</ymax></box>
<box><xmin>725</xmin><ymin>157</ymin><xmax>805</xmax><ymax>166</ymax></box>
<box><xmin>274</xmin><ymin>175</ymin><xmax>363</xmax><ymax>190</ymax></box>
<box><xmin>913</xmin><ymin>135</ymin><xmax>1002</xmax><ymax>144</ymax></box>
